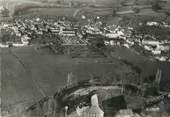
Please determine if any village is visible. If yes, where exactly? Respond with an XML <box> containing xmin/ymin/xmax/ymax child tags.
<box><xmin>1</xmin><ymin>0</ymin><xmax>170</xmax><ymax>117</ymax></box>
<box><xmin>0</xmin><ymin>15</ymin><xmax>170</xmax><ymax>62</ymax></box>
<box><xmin>1</xmin><ymin>0</ymin><xmax>170</xmax><ymax>61</ymax></box>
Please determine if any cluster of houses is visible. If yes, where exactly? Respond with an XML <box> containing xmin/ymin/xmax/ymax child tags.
<box><xmin>67</xmin><ymin>94</ymin><xmax>170</xmax><ymax>117</ymax></box>
<box><xmin>67</xmin><ymin>94</ymin><xmax>161</xmax><ymax>117</ymax></box>
<box><xmin>0</xmin><ymin>17</ymin><xmax>170</xmax><ymax>62</ymax></box>
<box><xmin>97</xmin><ymin>22</ymin><xmax>170</xmax><ymax>62</ymax></box>
<box><xmin>0</xmin><ymin>17</ymin><xmax>92</xmax><ymax>47</ymax></box>
<box><xmin>135</xmin><ymin>21</ymin><xmax>170</xmax><ymax>62</ymax></box>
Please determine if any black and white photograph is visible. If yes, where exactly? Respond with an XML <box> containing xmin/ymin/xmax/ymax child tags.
<box><xmin>0</xmin><ymin>0</ymin><xmax>170</xmax><ymax>117</ymax></box>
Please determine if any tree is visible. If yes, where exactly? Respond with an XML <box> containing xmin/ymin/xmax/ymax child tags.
<box><xmin>120</xmin><ymin>0</ymin><xmax>126</xmax><ymax>6</ymax></box>
<box><xmin>1</xmin><ymin>7</ymin><xmax>10</xmax><ymax>17</ymax></box>
<box><xmin>0</xmin><ymin>28</ymin><xmax>12</xmax><ymax>43</ymax></box>
<box><xmin>112</xmin><ymin>8</ymin><xmax>117</xmax><ymax>16</ymax></box>
<box><xmin>133</xmin><ymin>8</ymin><xmax>140</xmax><ymax>13</ymax></box>
<box><xmin>87</xmin><ymin>35</ymin><xmax>106</xmax><ymax>56</ymax></box>
<box><xmin>88</xmin><ymin>35</ymin><xmax>105</xmax><ymax>49</ymax></box>
<box><xmin>165</xmin><ymin>9</ymin><xmax>170</xmax><ymax>16</ymax></box>
<box><xmin>134</xmin><ymin>0</ymin><xmax>139</xmax><ymax>5</ymax></box>
<box><xmin>151</xmin><ymin>0</ymin><xmax>162</xmax><ymax>11</ymax></box>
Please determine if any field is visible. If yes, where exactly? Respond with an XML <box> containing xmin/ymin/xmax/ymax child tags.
<box><xmin>1</xmin><ymin>46</ymin><xmax>170</xmax><ymax>112</ymax></box>
<box><xmin>109</xmin><ymin>47</ymin><xmax>170</xmax><ymax>91</ymax></box>
<box><xmin>1</xmin><ymin>45</ymin><xmax>135</xmax><ymax>111</ymax></box>
<box><xmin>25</xmin><ymin>7</ymin><xmax>78</xmax><ymax>17</ymax></box>
<box><xmin>0</xmin><ymin>0</ymin><xmax>43</xmax><ymax>16</ymax></box>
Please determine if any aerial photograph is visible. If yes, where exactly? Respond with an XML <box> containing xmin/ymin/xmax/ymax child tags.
<box><xmin>0</xmin><ymin>0</ymin><xmax>170</xmax><ymax>117</ymax></box>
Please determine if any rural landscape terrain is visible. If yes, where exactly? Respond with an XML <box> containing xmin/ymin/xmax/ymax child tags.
<box><xmin>0</xmin><ymin>0</ymin><xmax>170</xmax><ymax>117</ymax></box>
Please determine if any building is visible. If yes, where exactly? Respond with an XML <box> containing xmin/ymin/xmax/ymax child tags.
<box><xmin>115</xmin><ymin>109</ymin><xmax>141</xmax><ymax>117</ymax></box>
<box><xmin>142</xmin><ymin>40</ymin><xmax>160</xmax><ymax>46</ymax></box>
<box><xmin>142</xmin><ymin>107</ymin><xmax>169</xmax><ymax>117</ymax></box>
<box><xmin>82</xmin><ymin>94</ymin><xmax>104</xmax><ymax>117</ymax></box>
<box><xmin>59</xmin><ymin>28</ymin><xmax>76</xmax><ymax>37</ymax></box>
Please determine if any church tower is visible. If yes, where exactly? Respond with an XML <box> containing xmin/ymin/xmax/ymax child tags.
<box><xmin>82</xmin><ymin>94</ymin><xmax>104</xmax><ymax>117</ymax></box>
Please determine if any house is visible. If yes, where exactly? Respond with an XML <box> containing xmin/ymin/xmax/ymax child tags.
<box><xmin>115</xmin><ymin>109</ymin><xmax>133</xmax><ymax>117</ymax></box>
<box><xmin>152</xmin><ymin>50</ymin><xmax>161</xmax><ymax>55</ymax></box>
<box><xmin>62</xmin><ymin>31</ymin><xmax>76</xmax><ymax>37</ymax></box>
<box><xmin>67</xmin><ymin>94</ymin><xmax>104</xmax><ymax>117</ymax></box>
<box><xmin>115</xmin><ymin>109</ymin><xmax>141</xmax><ymax>117</ymax></box>
<box><xmin>146</xmin><ymin>22</ymin><xmax>159</xmax><ymax>26</ymax></box>
<box><xmin>50</xmin><ymin>27</ymin><xmax>60</xmax><ymax>34</ymax></box>
<box><xmin>60</xmin><ymin>28</ymin><xmax>76</xmax><ymax>37</ymax></box>
<box><xmin>21</xmin><ymin>35</ymin><xmax>30</xmax><ymax>45</ymax></box>
<box><xmin>0</xmin><ymin>43</ymin><xmax>8</xmax><ymax>48</ymax></box>
<box><xmin>142</xmin><ymin>40</ymin><xmax>160</xmax><ymax>46</ymax></box>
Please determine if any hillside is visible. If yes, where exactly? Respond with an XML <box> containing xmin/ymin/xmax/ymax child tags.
<box><xmin>1</xmin><ymin>45</ymin><xmax>139</xmax><ymax>112</ymax></box>
<box><xmin>1</xmin><ymin>45</ymin><xmax>170</xmax><ymax>111</ymax></box>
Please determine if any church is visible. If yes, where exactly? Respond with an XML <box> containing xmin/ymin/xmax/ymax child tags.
<box><xmin>68</xmin><ymin>94</ymin><xmax>104</xmax><ymax>117</ymax></box>
<box><xmin>81</xmin><ymin>94</ymin><xmax>104</xmax><ymax>117</ymax></box>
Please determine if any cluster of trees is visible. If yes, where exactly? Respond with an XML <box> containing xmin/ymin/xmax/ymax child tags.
<box><xmin>151</xmin><ymin>0</ymin><xmax>162</xmax><ymax>11</ymax></box>
<box><xmin>86</xmin><ymin>34</ymin><xmax>106</xmax><ymax>57</ymax></box>
<box><xmin>0</xmin><ymin>28</ymin><xmax>18</xmax><ymax>43</ymax></box>
<box><xmin>120</xmin><ymin>15</ymin><xmax>170</xmax><ymax>40</ymax></box>
<box><xmin>0</xmin><ymin>7</ymin><xmax>10</xmax><ymax>17</ymax></box>
<box><xmin>38</xmin><ymin>33</ymin><xmax>64</xmax><ymax>54</ymax></box>
<box><xmin>134</xmin><ymin>24</ymin><xmax>170</xmax><ymax>40</ymax></box>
